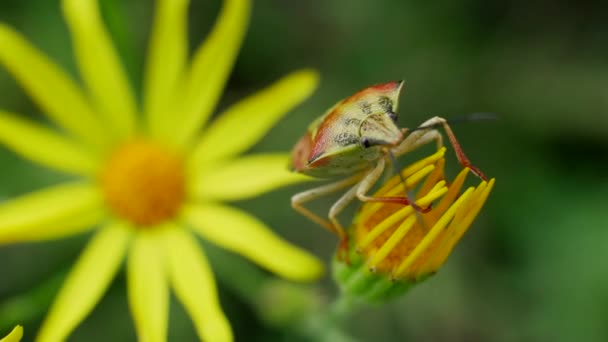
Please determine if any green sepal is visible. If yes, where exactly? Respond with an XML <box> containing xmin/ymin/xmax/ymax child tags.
<box><xmin>332</xmin><ymin>254</ymin><xmax>418</xmax><ymax>304</ymax></box>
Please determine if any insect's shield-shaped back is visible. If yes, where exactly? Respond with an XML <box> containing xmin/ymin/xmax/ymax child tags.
<box><xmin>289</xmin><ymin>81</ymin><xmax>406</xmax><ymax>177</ymax></box>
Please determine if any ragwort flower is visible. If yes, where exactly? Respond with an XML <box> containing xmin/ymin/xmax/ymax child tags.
<box><xmin>334</xmin><ymin>148</ymin><xmax>495</xmax><ymax>302</ymax></box>
<box><xmin>0</xmin><ymin>326</ymin><xmax>23</xmax><ymax>342</ymax></box>
<box><xmin>0</xmin><ymin>0</ymin><xmax>323</xmax><ymax>340</ymax></box>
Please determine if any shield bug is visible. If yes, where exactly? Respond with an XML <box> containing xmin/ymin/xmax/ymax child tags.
<box><xmin>289</xmin><ymin>81</ymin><xmax>487</xmax><ymax>261</ymax></box>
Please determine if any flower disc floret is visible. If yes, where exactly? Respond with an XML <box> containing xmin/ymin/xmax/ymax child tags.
<box><xmin>101</xmin><ymin>139</ymin><xmax>185</xmax><ymax>226</ymax></box>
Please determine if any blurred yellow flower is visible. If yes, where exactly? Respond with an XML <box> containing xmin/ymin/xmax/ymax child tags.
<box><xmin>335</xmin><ymin>148</ymin><xmax>494</xmax><ymax>301</ymax></box>
<box><xmin>0</xmin><ymin>0</ymin><xmax>323</xmax><ymax>341</ymax></box>
<box><xmin>0</xmin><ymin>326</ymin><xmax>23</xmax><ymax>342</ymax></box>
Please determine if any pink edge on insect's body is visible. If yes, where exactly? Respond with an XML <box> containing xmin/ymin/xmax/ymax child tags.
<box><xmin>290</xmin><ymin>130</ymin><xmax>314</xmax><ymax>172</ymax></box>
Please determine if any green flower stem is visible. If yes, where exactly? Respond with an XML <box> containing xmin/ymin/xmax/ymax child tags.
<box><xmin>297</xmin><ymin>294</ymin><xmax>360</xmax><ymax>342</ymax></box>
<box><xmin>328</xmin><ymin>294</ymin><xmax>358</xmax><ymax>323</ymax></box>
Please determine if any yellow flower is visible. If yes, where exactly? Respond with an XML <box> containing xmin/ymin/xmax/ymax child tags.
<box><xmin>0</xmin><ymin>326</ymin><xmax>23</xmax><ymax>342</ymax></box>
<box><xmin>334</xmin><ymin>148</ymin><xmax>494</xmax><ymax>302</ymax></box>
<box><xmin>0</xmin><ymin>0</ymin><xmax>323</xmax><ymax>341</ymax></box>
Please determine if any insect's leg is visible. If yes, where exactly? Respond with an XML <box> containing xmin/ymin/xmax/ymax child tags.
<box><xmin>355</xmin><ymin>158</ymin><xmax>427</xmax><ymax>208</ymax></box>
<box><xmin>291</xmin><ymin>174</ymin><xmax>363</xmax><ymax>239</ymax></box>
<box><xmin>392</xmin><ymin>121</ymin><xmax>444</xmax><ymax>157</ymax></box>
<box><xmin>328</xmin><ymin>183</ymin><xmax>360</xmax><ymax>262</ymax></box>
<box><xmin>393</xmin><ymin>116</ymin><xmax>488</xmax><ymax>181</ymax></box>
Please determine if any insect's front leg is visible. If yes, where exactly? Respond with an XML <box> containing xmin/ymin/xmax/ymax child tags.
<box><xmin>356</xmin><ymin>158</ymin><xmax>432</xmax><ymax>210</ymax></box>
<box><xmin>356</xmin><ymin>158</ymin><xmax>405</xmax><ymax>203</ymax></box>
<box><xmin>391</xmin><ymin>119</ymin><xmax>444</xmax><ymax>157</ymax></box>
<box><xmin>355</xmin><ymin>157</ymin><xmax>388</xmax><ymax>201</ymax></box>
<box><xmin>393</xmin><ymin>116</ymin><xmax>488</xmax><ymax>180</ymax></box>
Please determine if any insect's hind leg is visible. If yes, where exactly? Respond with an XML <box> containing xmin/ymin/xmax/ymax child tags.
<box><xmin>393</xmin><ymin>116</ymin><xmax>488</xmax><ymax>180</ymax></box>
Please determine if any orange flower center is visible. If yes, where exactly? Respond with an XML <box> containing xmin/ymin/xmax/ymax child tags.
<box><xmin>101</xmin><ymin>139</ymin><xmax>186</xmax><ymax>227</ymax></box>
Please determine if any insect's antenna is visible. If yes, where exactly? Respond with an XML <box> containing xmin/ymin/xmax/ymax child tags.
<box><xmin>387</xmin><ymin>150</ymin><xmax>428</xmax><ymax>231</ymax></box>
<box><xmin>452</xmin><ymin>112</ymin><xmax>498</xmax><ymax>123</ymax></box>
<box><xmin>408</xmin><ymin>112</ymin><xmax>498</xmax><ymax>133</ymax></box>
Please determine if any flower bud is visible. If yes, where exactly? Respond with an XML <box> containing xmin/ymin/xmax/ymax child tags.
<box><xmin>334</xmin><ymin>148</ymin><xmax>494</xmax><ymax>303</ymax></box>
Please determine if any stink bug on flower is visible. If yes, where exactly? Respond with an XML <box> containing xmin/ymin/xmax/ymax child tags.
<box><xmin>289</xmin><ymin>81</ymin><xmax>488</xmax><ymax>261</ymax></box>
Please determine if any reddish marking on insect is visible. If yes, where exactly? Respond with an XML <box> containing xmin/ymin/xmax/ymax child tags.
<box><xmin>342</xmin><ymin>81</ymin><xmax>401</xmax><ymax>103</ymax></box>
<box><xmin>290</xmin><ymin>131</ymin><xmax>313</xmax><ymax>172</ymax></box>
<box><xmin>309</xmin><ymin>112</ymin><xmax>342</xmax><ymax>160</ymax></box>
<box><xmin>310</xmin><ymin>155</ymin><xmax>331</xmax><ymax>168</ymax></box>
<box><xmin>369</xmin><ymin>81</ymin><xmax>401</xmax><ymax>92</ymax></box>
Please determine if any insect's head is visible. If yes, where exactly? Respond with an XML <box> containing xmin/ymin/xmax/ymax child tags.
<box><xmin>356</xmin><ymin>80</ymin><xmax>405</xmax><ymax>149</ymax></box>
<box><xmin>358</xmin><ymin>111</ymin><xmax>404</xmax><ymax>149</ymax></box>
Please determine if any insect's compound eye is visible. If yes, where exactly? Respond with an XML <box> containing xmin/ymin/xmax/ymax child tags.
<box><xmin>388</xmin><ymin>111</ymin><xmax>398</xmax><ymax>123</ymax></box>
<box><xmin>361</xmin><ymin>137</ymin><xmax>371</xmax><ymax>148</ymax></box>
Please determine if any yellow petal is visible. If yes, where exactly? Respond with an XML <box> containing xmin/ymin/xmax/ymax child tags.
<box><xmin>127</xmin><ymin>230</ymin><xmax>168</xmax><ymax>342</ymax></box>
<box><xmin>37</xmin><ymin>222</ymin><xmax>131</xmax><ymax>342</ymax></box>
<box><xmin>190</xmin><ymin>153</ymin><xmax>310</xmax><ymax>201</ymax></box>
<box><xmin>183</xmin><ymin>204</ymin><xmax>323</xmax><ymax>281</ymax></box>
<box><xmin>395</xmin><ymin>187</ymin><xmax>474</xmax><ymax>278</ymax></box>
<box><xmin>163</xmin><ymin>226</ymin><xmax>232</xmax><ymax>342</ymax></box>
<box><xmin>0</xmin><ymin>325</ymin><xmax>23</xmax><ymax>342</ymax></box>
<box><xmin>356</xmin><ymin>182</ymin><xmax>447</xmax><ymax>251</ymax></box>
<box><xmin>189</xmin><ymin>69</ymin><xmax>319</xmax><ymax>164</ymax></box>
<box><xmin>144</xmin><ymin>0</ymin><xmax>189</xmax><ymax>138</ymax></box>
<box><xmin>426</xmin><ymin>179</ymin><xmax>495</xmax><ymax>271</ymax></box>
<box><xmin>0</xmin><ymin>182</ymin><xmax>104</xmax><ymax>243</ymax></box>
<box><xmin>0</xmin><ymin>24</ymin><xmax>109</xmax><ymax>149</ymax></box>
<box><xmin>62</xmin><ymin>0</ymin><xmax>137</xmax><ymax>138</ymax></box>
<box><xmin>0</xmin><ymin>110</ymin><xmax>99</xmax><ymax>175</ymax></box>
<box><xmin>172</xmin><ymin>0</ymin><xmax>250</xmax><ymax>147</ymax></box>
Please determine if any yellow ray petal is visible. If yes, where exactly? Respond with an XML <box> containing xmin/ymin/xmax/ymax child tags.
<box><xmin>0</xmin><ymin>25</ymin><xmax>109</xmax><ymax>149</ymax></box>
<box><xmin>427</xmin><ymin>179</ymin><xmax>495</xmax><ymax>271</ymax></box>
<box><xmin>62</xmin><ymin>0</ymin><xmax>137</xmax><ymax>138</ymax></box>
<box><xmin>163</xmin><ymin>225</ymin><xmax>232</xmax><ymax>342</ymax></box>
<box><xmin>0</xmin><ymin>182</ymin><xmax>104</xmax><ymax>243</ymax></box>
<box><xmin>190</xmin><ymin>153</ymin><xmax>310</xmax><ymax>201</ymax></box>
<box><xmin>394</xmin><ymin>188</ymin><xmax>474</xmax><ymax>278</ymax></box>
<box><xmin>144</xmin><ymin>0</ymin><xmax>189</xmax><ymax>138</ymax></box>
<box><xmin>127</xmin><ymin>230</ymin><xmax>168</xmax><ymax>342</ymax></box>
<box><xmin>37</xmin><ymin>222</ymin><xmax>131</xmax><ymax>342</ymax></box>
<box><xmin>188</xmin><ymin>69</ymin><xmax>319</xmax><ymax>164</ymax></box>
<box><xmin>0</xmin><ymin>325</ymin><xmax>23</xmax><ymax>342</ymax></box>
<box><xmin>183</xmin><ymin>203</ymin><xmax>323</xmax><ymax>281</ymax></box>
<box><xmin>0</xmin><ymin>111</ymin><xmax>99</xmax><ymax>175</ymax></box>
<box><xmin>367</xmin><ymin>215</ymin><xmax>417</xmax><ymax>270</ymax></box>
<box><xmin>357</xmin><ymin>182</ymin><xmax>447</xmax><ymax>251</ymax></box>
<box><xmin>172</xmin><ymin>0</ymin><xmax>250</xmax><ymax>147</ymax></box>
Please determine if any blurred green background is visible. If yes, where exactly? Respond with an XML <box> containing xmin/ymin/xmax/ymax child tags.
<box><xmin>1</xmin><ymin>0</ymin><xmax>608</xmax><ymax>341</ymax></box>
